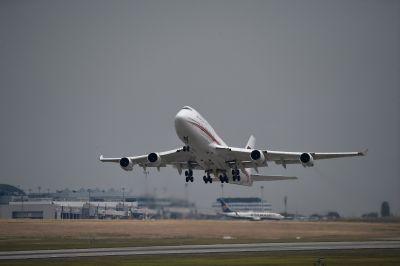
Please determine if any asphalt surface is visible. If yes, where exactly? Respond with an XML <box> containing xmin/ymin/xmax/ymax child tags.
<box><xmin>0</xmin><ymin>241</ymin><xmax>399</xmax><ymax>260</ymax></box>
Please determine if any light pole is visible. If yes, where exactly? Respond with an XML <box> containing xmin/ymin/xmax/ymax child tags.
<box><xmin>284</xmin><ymin>195</ymin><xmax>287</xmax><ymax>215</ymax></box>
<box><xmin>184</xmin><ymin>183</ymin><xmax>189</xmax><ymax>206</ymax></box>
<box><xmin>260</xmin><ymin>186</ymin><xmax>264</xmax><ymax>211</ymax></box>
<box><xmin>143</xmin><ymin>170</ymin><xmax>149</xmax><ymax>197</ymax></box>
<box><xmin>122</xmin><ymin>187</ymin><xmax>125</xmax><ymax>207</ymax></box>
<box><xmin>87</xmin><ymin>189</ymin><xmax>92</xmax><ymax>218</ymax></box>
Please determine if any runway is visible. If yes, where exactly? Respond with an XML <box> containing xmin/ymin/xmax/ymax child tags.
<box><xmin>1</xmin><ymin>241</ymin><xmax>399</xmax><ymax>260</ymax></box>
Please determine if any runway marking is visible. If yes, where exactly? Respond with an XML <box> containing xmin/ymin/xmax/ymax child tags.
<box><xmin>0</xmin><ymin>241</ymin><xmax>399</xmax><ymax>260</ymax></box>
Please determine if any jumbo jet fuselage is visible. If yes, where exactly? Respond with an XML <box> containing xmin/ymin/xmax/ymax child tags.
<box><xmin>175</xmin><ymin>106</ymin><xmax>237</xmax><ymax>177</ymax></box>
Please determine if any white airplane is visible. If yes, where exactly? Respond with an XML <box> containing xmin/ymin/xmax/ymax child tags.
<box><xmin>100</xmin><ymin>106</ymin><xmax>366</xmax><ymax>186</ymax></box>
<box><xmin>218</xmin><ymin>199</ymin><xmax>284</xmax><ymax>221</ymax></box>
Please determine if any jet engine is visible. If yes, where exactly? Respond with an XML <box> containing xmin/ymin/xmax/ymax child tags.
<box><xmin>250</xmin><ymin>150</ymin><xmax>265</xmax><ymax>164</ymax></box>
<box><xmin>147</xmin><ymin>152</ymin><xmax>162</xmax><ymax>165</ymax></box>
<box><xmin>300</xmin><ymin>153</ymin><xmax>314</xmax><ymax>167</ymax></box>
<box><xmin>119</xmin><ymin>157</ymin><xmax>133</xmax><ymax>171</ymax></box>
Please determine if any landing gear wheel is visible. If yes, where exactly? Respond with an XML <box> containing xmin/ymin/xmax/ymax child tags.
<box><xmin>185</xmin><ymin>169</ymin><xmax>194</xmax><ymax>183</ymax></box>
<box><xmin>206</xmin><ymin>173</ymin><xmax>212</xmax><ymax>184</ymax></box>
<box><xmin>231</xmin><ymin>169</ymin><xmax>240</xmax><ymax>182</ymax></box>
<box><xmin>219</xmin><ymin>174</ymin><xmax>229</xmax><ymax>183</ymax></box>
<box><xmin>223</xmin><ymin>174</ymin><xmax>229</xmax><ymax>183</ymax></box>
<box><xmin>203</xmin><ymin>176</ymin><xmax>207</xmax><ymax>183</ymax></box>
<box><xmin>183</xmin><ymin>146</ymin><xmax>190</xmax><ymax>152</ymax></box>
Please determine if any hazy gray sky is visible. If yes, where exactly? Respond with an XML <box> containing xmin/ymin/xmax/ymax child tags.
<box><xmin>1</xmin><ymin>0</ymin><xmax>399</xmax><ymax>216</ymax></box>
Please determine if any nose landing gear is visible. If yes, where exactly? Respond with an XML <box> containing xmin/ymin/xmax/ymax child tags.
<box><xmin>182</xmin><ymin>146</ymin><xmax>190</xmax><ymax>152</ymax></box>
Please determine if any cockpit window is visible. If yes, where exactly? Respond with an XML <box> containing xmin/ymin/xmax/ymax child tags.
<box><xmin>182</xmin><ymin>106</ymin><xmax>192</xmax><ymax>110</ymax></box>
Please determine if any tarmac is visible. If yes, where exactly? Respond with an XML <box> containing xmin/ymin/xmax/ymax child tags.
<box><xmin>1</xmin><ymin>241</ymin><xmax>399</xmax><ymax>260</ymax></box>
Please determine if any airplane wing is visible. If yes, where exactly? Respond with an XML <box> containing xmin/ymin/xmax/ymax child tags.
<box><xmin>266</xmin><ymin>150</ymin><xmax>368</xmax><ymax>161</ymax></box>
<box><xmin>266</xmin><ymin>149</ymin><xmax>367</xmax><ymax>167</ymax></box>
<box><xmin>99</xmin><ymin>147</ymin><xmax>198</xmax><ymax>172</ymax></box>
<box><xmin>215</xmin><ymin>145</ymin><xmax>367</xmax><ymax>168</ymax></box>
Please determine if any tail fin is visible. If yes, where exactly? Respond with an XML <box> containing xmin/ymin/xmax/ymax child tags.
<box><xmin>245</xmin><ymin>135</ymin><xmax>256</xmax><ymax>150</ymax></box>
<box><xmin>218</xmin><ymin>198</ymin><xmax>234</xmax><ymax>213</ymax></box>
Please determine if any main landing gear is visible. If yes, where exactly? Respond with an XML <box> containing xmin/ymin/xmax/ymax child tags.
<box><xmin>219</xmin><ymin>173</ymin><xmax>229</xmax><ymax>183</ymax></box>
<box><xmin>203</xmin><ymin>173</ymin><xmax>212</xmax><ymax>184</ymax></box>
<box><xmin>232</xmin><ymin>169</ymin><xmax>241</xmax><ymax>182</ymax></box>
<box><xmin>185</xmin><ymin>169</ymin><xmax>194</xmax><ymax>182</ymax></box>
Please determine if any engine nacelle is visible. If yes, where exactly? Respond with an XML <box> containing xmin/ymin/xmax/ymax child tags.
<box><xmin>300</xmin><ymin>153</ymin><xmax>314</xmax><ymax>167</ymax></box>
<box><xmin>119</xmin><ymin>157</ymin><xmax>133</xmax><ymax>171</ymax></box>
<box><xmin>250</xmin><ymin>150</ymin><xmax>266</xmax><ymax>164</ymax></box>
<box><xmin>147</xmin><ymin>152</ymin><xmax>162</xmax><ymax>165</ymax></box>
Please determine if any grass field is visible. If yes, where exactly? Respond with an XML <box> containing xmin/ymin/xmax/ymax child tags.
<box><xmin>0</xmin><ymin>219</ymin><xmax>399</xmax><ymax>251</ymax></box>
<box><xmin>2</xmin><ymin>249</ymin><xmax>400</xmax><ymax>266</ymax></box>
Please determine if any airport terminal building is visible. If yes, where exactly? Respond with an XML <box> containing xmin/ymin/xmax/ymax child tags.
<box><xmin>0</xmin><ymin>184</ymin><xmax>197</xmax><ymax>220</ymax></box>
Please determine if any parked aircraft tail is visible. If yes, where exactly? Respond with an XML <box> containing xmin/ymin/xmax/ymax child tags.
<box><xmin>218</xmin><ymin>198</ymin><xmax>235</xmax><ymax>213</ymax></box>
<box><xmin>245</xmin><ymin>135</ymin><xmax>256</xmax><ymax>150</ymax></box>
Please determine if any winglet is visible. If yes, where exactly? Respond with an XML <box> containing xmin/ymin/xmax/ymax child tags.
<box><xmin>99</xmin><ymin>155</ymin><xmax>104</xmax><ymax>161</ymax></box>
<box><xmin>359</xmin><ymin>149</ymin><xmax>368</xmax><ymax>156</ymax></box>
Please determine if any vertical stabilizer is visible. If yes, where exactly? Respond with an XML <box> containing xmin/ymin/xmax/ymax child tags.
<box><xmin>218</xmin><ymin>198</ymin><xmax>235</xmax><ymax>213</ymax></box>
<box><xmin>245</xmin><ymin>135</ymin><xmax>256</xmax><ymax>150</ymax></box>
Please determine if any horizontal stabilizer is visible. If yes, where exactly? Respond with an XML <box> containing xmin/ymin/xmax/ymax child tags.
<box><xmin>251</xmin><ymin>174</ymin><xmax>297</xmax><ymax>181</ymax></box>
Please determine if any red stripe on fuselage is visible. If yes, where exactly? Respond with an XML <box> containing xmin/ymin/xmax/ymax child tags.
<box><xmin>188</xmin><ymin>121</ymin><xmax>221</xmax><ymax>145</ymax></box>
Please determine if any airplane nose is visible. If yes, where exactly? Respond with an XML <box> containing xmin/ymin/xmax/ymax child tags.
<box><xmin>174</xmin><ymin>110</ymin><xmax>187</xmax><ymax>131</ymax></box>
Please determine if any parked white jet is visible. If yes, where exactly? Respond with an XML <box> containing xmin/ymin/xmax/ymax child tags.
<box><xmin>218</xmin><ymin>199</ymin><xmax>284</xmax><ymax>221</ymax></box>
<box><xmin>100</xmin><ymin>106</ymin><xmax>366</xmax><ymax>186</ymax></box>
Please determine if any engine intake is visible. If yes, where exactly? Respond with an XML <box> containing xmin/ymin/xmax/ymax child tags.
<box><xmin>250</xmin><ymin>150</ymin><xmax>265</xmax><ymax>164</ymax></box>
<box><xmin>147</xmin><ymin>152</ymin><xmax>161</xmax><ymax>165</ymax></box>
<box><xmin>300</xmin><ymin>153</ymin><xmax>314</xmax><ymax>167</ymax></box>
<box><xmin>119</xmin><ymin>157</ymin><xmax>133</xmax><ymax>171</ymax></box>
